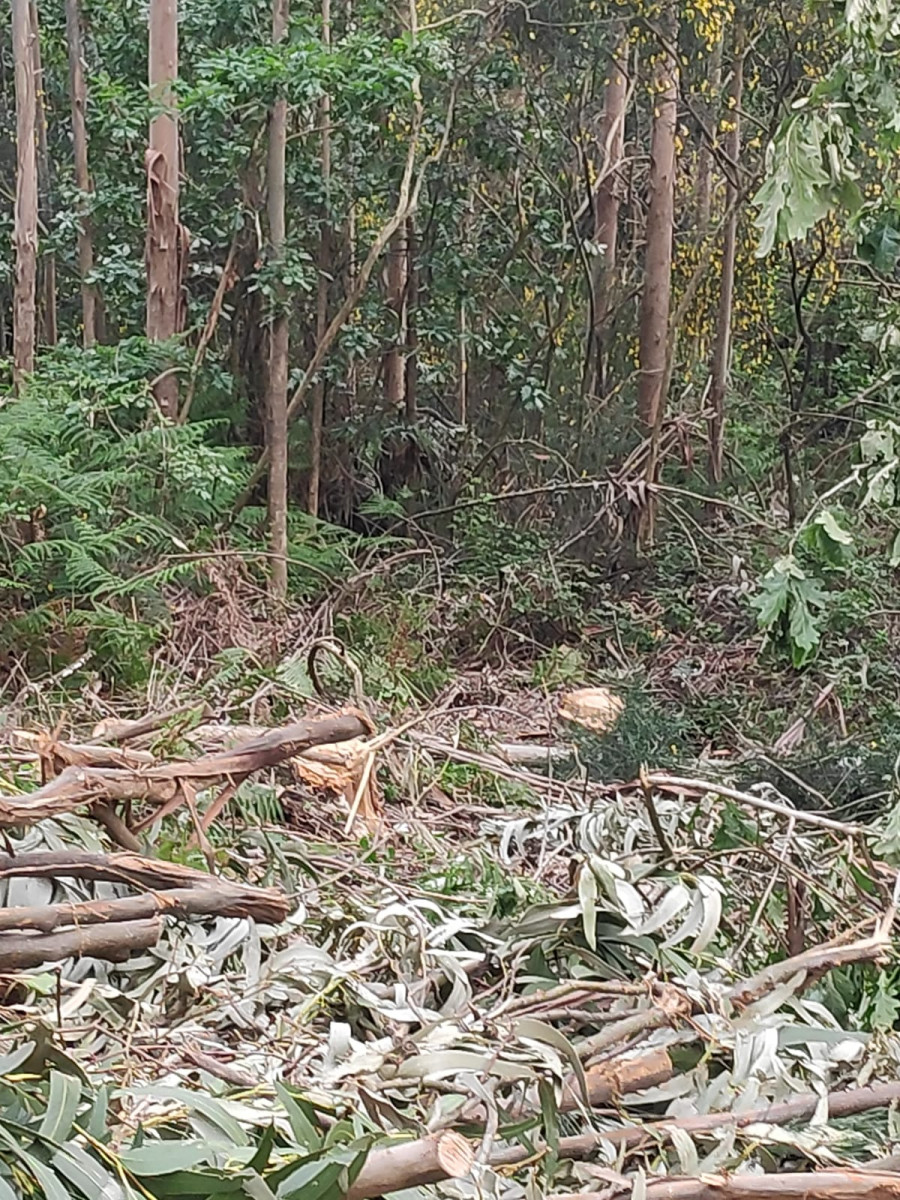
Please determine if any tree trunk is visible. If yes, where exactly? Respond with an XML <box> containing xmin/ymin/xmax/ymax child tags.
<box><xmin>636</xmin><ymin>12</ymin><xmax>678</xmax><ymax>434</ymax></box>
<box><xmin>307</xmin><ymin>0</ymin><xmax>331</xmax><ymax>518</ymax></box>
<box><xmin>708</xmin><ymin>28</ymin><xmax>744</xmax><ymax>488</ymax></box>
<box><xmin>404</xmin><ymin>214</ymin><xmax>418</xmax><ymax>421</ymax></box>
<box><xmin>591</xmin><ymin>26</ymin><xmax>628</xmax><ymax>398</ymax></box>
<box><xmin>695</xmin><ymin>34</ymin><xmax>723</xmax><ymax>237</ymax></box>
<box><xmin>266</xmin><ymin>0</ymin><xmax>289</xmax><ymax>598</ymax></box>
<box><xmin>12</xmin><ymin>0</ymin><xmax>38</xmax><ymax>386</ymax></box>
<box><xmin>145</xmin><ymin>0</ymin><xmax>180</xmax><ymax>418</ymax></box>
<box><xmin>29</xmin><ymin>0</ymin><xmax>55</xmax><ymax>348</ymax></box>
<box><xmin>65</xmin><ymin>0</ymin><xmax>98</xmax><ymax>348</ymax></box>
<box><xmin>383</xmin><ymin>225</ymin><xmax>407</xmax><ymax>410</ymax></box>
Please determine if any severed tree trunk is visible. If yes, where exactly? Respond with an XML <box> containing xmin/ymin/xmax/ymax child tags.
<box><xmin>636</xmin><ymin>10</ymin><xmax>678</xmax><ymax>434</ymax></box>
<box><xmin>145</xmin><ymin>0</ymin><xmax>180</xmax><ymax>418</ymax></box>
<box><xmin>30</xmin><ymin>0</ymin><xmax>55</xmax><ymax>347</ymax></box>
<box><xmin>590</xmin><ymin>25</ymin><xmax>628</xmax><ymax>398</ymax></box>
<box><xmin>708</xmin><ymin>26</ymin><xmax>744</xmax><ymax>488</ymax></box>
<box><xmin>12</xmin><ymin>0</ymin><xmax>38</xmax><ymax>386</ymax></box>
<box><xmin>65</xmin><ymin>0</ymin><xmax>98</xmax><ymax>347</ymax></box>
<box><xmin>382</xmin><ymin>224</ymin><xmax>407</xmax><ymax>410</ymax></box>
<box><xmin>307</xmin><ymin>0</ymin><xmax>331</xmax><ymax>518</ymax></box>
<box><xmin>266</xmin><ymin>0</ymin><xmax>289</xmax><ymax>598</ymax></box>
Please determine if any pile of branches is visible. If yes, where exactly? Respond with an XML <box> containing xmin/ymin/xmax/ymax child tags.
<box><xmin>0</xmin><ymin>706</ymin><xmax>376</xmax><ymax>972</ymax></box>
<box><xmin>1</xmin><ymin>700</ymin><xmax>900</xmax><ymax>1200</ymax></box>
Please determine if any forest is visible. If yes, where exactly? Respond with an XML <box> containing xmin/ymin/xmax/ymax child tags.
<box><xmin>0</xmin><ymin>0</ymin><xmax>900</xmax><ymax>1195</ymax></box>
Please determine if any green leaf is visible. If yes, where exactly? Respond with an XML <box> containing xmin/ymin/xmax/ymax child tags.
<box><xmin>123</xmin><ymin>1086</ymin><xmax>250</xmax><ymax>1147</ymax></box>
<box><xmin>119</xmin><ymin>1141</ymin><xmax>215</xmax><ymax>1175</ymax></box>
<box><xmin>870</xmin><ymin>976</ymin><xmax>900</xmax><ymax>1030</ymax></box>
<box><xmin>749</xmin><ymin>570</ymin><xmax>791</xmax><ymax>631</ymax></box>
<box><xmin>274</xmin><ymin>1085</ymin><xmax>322</xmax><ymax>1153</ymax></box>
<box><xmin>859</xmin><ymin>219</ymin><xmax>900</xmax><ymax>274</ymax></box>
<box><xmin>51</xmin><ymin>1142</ymin><xmax>126</xmax><ymax>1200</ymax></box>
<box><xmin>513</xmin><ymin>1018</ymin><xmax>590</xmax><ymax>1108</ymax></box>
<box><xmin>577</xmin><ymin>864</ymin><xmax>598</xmax><ymax>951</ymax></box>
<box><xmin>39</xmin><ymin>1070</ymin><xmax>82</xmax><ymax>1143</ymax></box>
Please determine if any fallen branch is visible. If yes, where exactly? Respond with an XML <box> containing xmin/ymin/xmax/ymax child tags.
<box><xmin>563</xmin><ymin>1047</ymin><xmax>674</xmax><ymax>1112</ymax></box>
<box><xmin>0</xmin><ymin>712</ymin><xmax>372</xmax><ymax>833</ymax></box>
<box><xmin>644</xmin><ymin>773</ymin><xmax>867</xmax><ymax>837</ymax></box>
<box><xmin>0</xmin><ymin>917</ymin><xmax>161</xmax><ymax>970</ymax></box>
<box><xmin>0</xmin><ymin>885</ymin><xmax>284</xmax><ymax>934</ymax></box>
<box><xmin>0</xmin><ymin>851</ymin><xmax>291</xmax><ymax>924</ymax></box>
<box><xmin>575</xmin><ymin>986</ymin><xmax>691</xmax><ymax>1061</ymax></box>
<box><xmin>91</xmin><ymin>703</ymin><xmax>214</xmax><ymax>743</ymax></box>
<box><xmin>490</xmin><ymin>1080</ymin><xmax>900</xmax><ymax>1167</ymax></box>
<box><xmin>550</xmin><ymin>1171</ymin><xmax>900</xmax><ymax>1200</ymax></box>
<box><xmin>728</xmin><ymin>928</ymin><xmax>892</xmax><ymax>1009</ymax></box>
<box><xmin>346</xmin><ymin>1131</ymin><xmax>473</xmax><ymax>1200</ymax></box>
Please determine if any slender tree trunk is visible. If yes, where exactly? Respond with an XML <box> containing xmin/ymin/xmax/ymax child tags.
<box><xmin>65</xmin><ymin>0</ymin><xmax>98</xmax><ymax>348</ymax></box>
<box><xmin>695</xmin><ymin>34</ymin><xmax>722</xmax><ymax>238</ymax></box>
<box><xmin>458</xmin><ymin>300</ymin><xmax>468</xmax><ymax>426</ymax></box>
<box><xmin>591</xmin><ymin>26</ymin><xmax>628</xmax><ymax>398</ymax></box>
<box><xmin>383</xmin><ymin>225</ymin><xmax>407</xmax><ymax>410</ymax></box>
<box><xmin>637</xmin><ymin>11</ymin><xmax>678</xmax><ymax>433</ymax></box>
<box><xmin>29</xmin><ymin>0</ymin><xmax>55</xmax><ymax>347</ymax></box>
<box><xmin>307</xmin><ymin>0</ymin><xmax>331</xmax><ymax>518</ymax></box>
<box><xmin>266</xmin><ymin>0</ymin><xmax>289</xmax><ymax>598</ymax></box>
<box><xmin>12</xmin><ymin>0</ymin><xmax>37</xmax><ymax>386</ymax></box>
<box><xmin>707</xmin><ymin>29</ymin><xmax>744</xmax><ymax>489</ymax></box>
<box><xmin>145</xmin><ymin>0</ymin><xmax>180</xmax><ymax>418</ymax></box>
<box><xmin>404</xmin><ymin>215</ymin><xmax>418</xmax><ymax>421</ymax></box>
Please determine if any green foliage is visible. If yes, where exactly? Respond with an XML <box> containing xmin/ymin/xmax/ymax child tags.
<box><xmin>750</xmin><ymin>556</ymin><xmax>829</xmax><ymax>667</ymax></box>
<box><xmin>0</xmin><ymin>344</ymin><xmax>251</xmax><ymax>677</ymax></box>
<box><xmin>0</xmin><ymin>1036</ymin><xmax>390</xmax><ymax>1199</ymax></box>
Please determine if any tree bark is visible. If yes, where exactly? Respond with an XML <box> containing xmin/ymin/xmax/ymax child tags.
<box><xmin>383</xmin><ymin>225</ymin><xmax>408</xmax><ymax>410</ymax></box>
<box><xmin>266</xmin><ymin>0</ymin><xmax>289</xmax><ymax>597</ymax></box>
<box><xmin>490</xmin><ymin>1081</ymin><xmax>900</xmax><ymax>1167</ymax></box>
<box><xmin>404</xmin><ymin>214</ymin><xmax>418</xmax><ymax>421</ymax></box>
<box><xmin>0</xmin><ymin>850</ymin><xmax>291</xmax><ymax>923</ymax></box>
<box><xmin>0</xmin><ymin>711</ymin><xmax>372</xmax><ymax>830</ymax></box>
<box><xmin>65</xmin><ymin>0</ymin><xmax>98</xmax><ymax>347</ymax></box>
<box><xmin>551</xmin><ymin>1173</ymin><xmax>900</xmax><ymax>1200</ymax></box>
<box><xmin>0</xmin><ymin>918</ymin><xmax>161</xmax><ymax>971</ymax></box>
<box><xmin>145</xmin><ymin>0</ymin><xmax>180</xmax><ymax>418</ymax></box>
<box><xmin>707</xmin><ymin>28</ymin><xmax>744</xmax><ymax>488</ymax></box>
<box><xmin>695</xmin><ymin>34</ymin><xmax>723</xmax><ymax>237</ymax></box>
<box><xmin>307</xmin><ymin>0</ymin><xmax>331</xmax><ymax>518</ymax></box>
<box><xmin>30</xmin><ymin>0</ymin><xmax>55</xmax><ymax>347</ymax></box>
<box><xmin>12</xmin><ymin>0</ymin><xmax>38</xmax><ymax>386</ymax></box>
<box><xmin>637</xmin><ymin>11</ymin><xmax>678</xmax><ymax>433</ymax></box>
<box><xmin>0</xmin><ymin>885</ymin><xmax>286</xmax><ymax>933</ymax></box>
<box><xmin>591</xmin><ymin>26</ymin><xmax>628</xmax><ymax>397</ymax></box>
<box><xmin>346</xmin><ymin>1132</ymin><xmax>473</xmax><ymax>1200</ymax></box>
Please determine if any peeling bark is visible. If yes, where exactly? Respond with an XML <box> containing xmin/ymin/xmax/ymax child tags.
<box><xmin>145</xmin><ymin>0</ymin><xmax>181</xmax><ymax>417</ymax></box>
<box><xmin>65</xmin><ymin>0</ymin><xmax>99</xmax><ymax>347</ymax></box>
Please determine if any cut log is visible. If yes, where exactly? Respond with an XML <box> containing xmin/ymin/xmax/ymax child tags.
<box><xmin>0</xmin><ymin>917</ymin><xmax>161</xmax><ymax>970</ymax></box>
<box><xmin>346</xmin><ymin>1131</ymin><xmax>473</xmax><ymax>1200</ymax></box>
